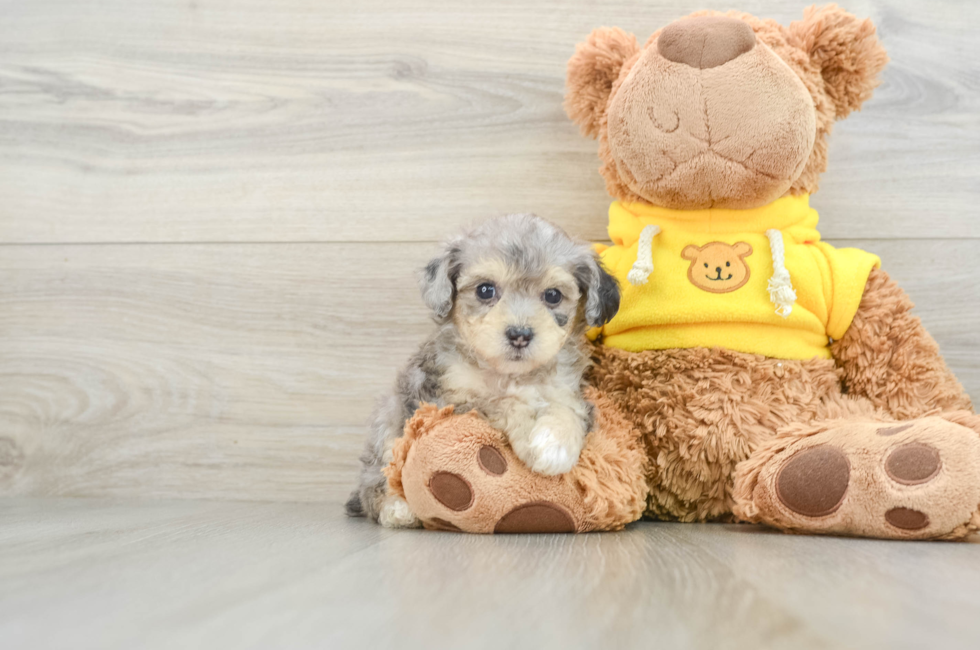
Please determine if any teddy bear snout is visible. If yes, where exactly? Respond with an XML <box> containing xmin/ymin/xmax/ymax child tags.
<box><xmin>657</xmin><ymin>16</ymin><xmax>756</xmax><ymax>70</ymax></box>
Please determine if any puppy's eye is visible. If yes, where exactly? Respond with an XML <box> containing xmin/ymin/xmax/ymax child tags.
<box><xmin>726</xmin><ymin>261</ymin><xmax>731</xmax><ymax>267</ymax></box>
<box><xmin>476</xmin><ymin>283</ymin><xmax>496</xmax><ymax>301</ymax></box>
<box><xmin>704</xmin><ymin>263</ymin><xmax>709</xmax><ymax>268</ymax></box>
<box><xmin>543</xmin><ymin>288</ymin><xmax>562</xmax><ymax>305</ymax></box>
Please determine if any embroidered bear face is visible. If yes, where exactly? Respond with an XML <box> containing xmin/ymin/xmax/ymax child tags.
<box><xmin>681</xmin><ymin>242</ymin><xmax>753</xmax><ymax>293</ymax></box>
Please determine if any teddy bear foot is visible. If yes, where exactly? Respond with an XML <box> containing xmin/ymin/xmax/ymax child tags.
<box><xmin>393</xmin><ymin>409</ymin><xmax>587</xmax><ymax>533</ymax></box>
<box><xmin>733</xmin><ymin>414</ymin><xmax>980</xmax><ymax>540</ymax></box>
<box><xmin>385</xmin><ymin>390</ymin><xmax>649</xmax><ymax>534</ymax></box>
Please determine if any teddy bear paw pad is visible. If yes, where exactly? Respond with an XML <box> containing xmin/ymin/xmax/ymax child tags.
<box><xmin>884</xmin><ymin>443</ymin><xmax>941</xmax><ymax>485</ymax></box>
<box><xmin>423</xmin><ymin>517</ymin><xmax>463</xmax><ymax>532</ymax></box>
<box><xmin>477</xmin><ymin>445</ymin><xmax>507</xmax><ymax>476</ymax></box>
<box><xmin>427</xmin><ymin>472</ymin><xmax>474</xmax><ymax>511</ymax></box>
<box><xmin>884</xmin><ymin>507</ymin><xmax>929</xmax><ymax>531</ymax></box>
<box><xmin>775</xmin><ymin>445</ymin><xmax>849</xmax><ymax>517</ymax></box>
<box><xmin>493</xmin><ymin>502</ymin><xmax>576</xmax><ymax>534</ymax></box>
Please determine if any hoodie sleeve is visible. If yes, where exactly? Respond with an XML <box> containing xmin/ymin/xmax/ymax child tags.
<box><xmin>814</xmin><ymin>242</ymin><xmax>881</xmax><ymax>340</ymax></box>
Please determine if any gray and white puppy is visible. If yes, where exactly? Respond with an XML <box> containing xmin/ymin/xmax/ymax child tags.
<box><xmin>345</xmin><ymin>214</ymin><xmax>620</xmax><ymax>528</ymax></box>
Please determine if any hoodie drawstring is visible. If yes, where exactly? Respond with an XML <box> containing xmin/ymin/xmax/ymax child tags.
<box><xmin>766</xmin><ymin>229</ymin><xmax>797</xmax><ymax>318</ymax></box>
<box><xmin>627</xmin><ymin>224</ymin><xmax>661</xmax><ymax>286</ymax></box>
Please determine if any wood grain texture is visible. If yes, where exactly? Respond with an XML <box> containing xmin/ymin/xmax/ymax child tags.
<box><xmin>0</xmin><ymin>498</ymin><xmax>977</xmax><ymax>650</ymax></box>
<box><xmin>0</xmin><ymin>243</ymin><xmax>431</xmax><ymax>500</ymax></box>
<box><xmin>1</xmin><ymin>239</ymin><xmax>977</xmax><ymax>501</ymax></box>
<box><xmin>0</xmin><ymin>0</ymin><xmax>978</xmax><ymax>243</ymax></box>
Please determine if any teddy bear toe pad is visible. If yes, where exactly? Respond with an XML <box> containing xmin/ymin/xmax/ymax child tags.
<box><xmin>477</xmin><ymin>445</ymin><xmax>507</xmax><ymax>475</ymax></box>
<box><xmin>884</xmin><ymin>507</ymin><xmax>929</xmax><ymax>531</ymax></box>
<box><xmin>746</xmin><ymin>417</ymin><xmax>980</xmax><ymax>540</ymax></box>
<box><xmin>427</xmin><ymin>472</ymin><xmax>474</xmax><ymax>511</ymax></box>
<box><xmin>884</xmin><ymin>443</ymin><xmax>941</xmax><ymax>485</ymax></box>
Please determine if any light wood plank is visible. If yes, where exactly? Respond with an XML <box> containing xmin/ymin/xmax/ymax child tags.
<box><xmin>1</xmin><ymin>238</ymin><xmax>977</xmax><ymax>501</ymax></box>
<box><xmin>0</xmin><ymin>498</ymin><xmax>977</xmax><ymax>650</ymax></box>
<box><xmin>0</xmin><ymin>0</ymin><xmax>978</xmax><ymax>244</ymax></box>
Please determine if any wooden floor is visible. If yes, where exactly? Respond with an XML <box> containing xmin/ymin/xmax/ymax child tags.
<box><xmin>0</xmin><ymin>497</ymin><xmax>977</xmax><ymax>650</ymax></box>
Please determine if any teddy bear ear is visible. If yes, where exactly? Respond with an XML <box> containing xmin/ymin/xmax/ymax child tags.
<box><xmin>564</xmin><ymin>27</ymin><xmax>640</xmax><ymax>138</ymax></box>
<box><xmin>733</xmin><ymin>242</ymin><xmax>753</xmax><ymax>257</ymax></box>
<box><xmin>789</xmin><ymin>4</ymin><xmax>889</xmax><ymax>120</ymax></box>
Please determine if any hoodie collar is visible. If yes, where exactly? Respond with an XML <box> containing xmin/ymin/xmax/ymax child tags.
<box><xmin>609</xmin><ymin>194</ymin><xmax>817</xmax><ymax>247</ymax></box>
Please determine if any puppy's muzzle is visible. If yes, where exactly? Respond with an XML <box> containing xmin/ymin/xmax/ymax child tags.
<box><xmin>505</xmin><ymin>326</ymin><xmax>534</xmax><ymax>349</ymax></box>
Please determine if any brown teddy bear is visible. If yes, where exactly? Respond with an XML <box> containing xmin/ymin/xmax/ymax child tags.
<box><xmin>386</xmin><ymin>5</ymin><xmax>980</xmax><ymax>540</ymax></box>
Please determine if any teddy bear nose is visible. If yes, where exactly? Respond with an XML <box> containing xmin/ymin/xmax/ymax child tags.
<box><xmin>658</xmin><ymin>16</ymin><xmax>756</xmax><ymax>69</ymax></box>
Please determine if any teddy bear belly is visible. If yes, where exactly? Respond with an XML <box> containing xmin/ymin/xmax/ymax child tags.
<box><xmin>590</xmin><ymin>344</ymin><xmax>873</xmax><ymax>522</ymax></box>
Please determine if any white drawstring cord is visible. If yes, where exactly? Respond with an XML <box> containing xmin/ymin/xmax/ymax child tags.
<box><xmin>627</xmin><ymin>225</ymin><xmax>661</xmax><ymax>286</ymax></box>
<box><xmin>766</xmin><ymin>229</ymin><xmax>796</xmax><ymax>318</ymax></box>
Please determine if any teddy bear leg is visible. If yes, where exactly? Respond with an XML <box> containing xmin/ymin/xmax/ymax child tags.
<box><xmin>385</xmin><ymin>389</ymin><xmax>649</xmax><ymax>533</ymax></box>
<box><xmin>733</xmin><ymin>413</ymin><xmax>980</xmax><ymax>540</ymax></box>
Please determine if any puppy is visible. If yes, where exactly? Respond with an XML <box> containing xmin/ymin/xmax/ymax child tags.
<box><xmin>345</xmin><ymin>214</ymin><xmax>620</xmax><ymax>528</ymax></box>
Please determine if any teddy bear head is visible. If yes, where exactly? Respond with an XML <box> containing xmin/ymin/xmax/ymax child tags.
<box><xmin>565</xmin><ymin>4</ymin><xmax>888</xmax><ymax>210</ymax></box>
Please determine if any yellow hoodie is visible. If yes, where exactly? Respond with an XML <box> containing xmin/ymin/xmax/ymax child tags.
<box><xmin>590</xmin><ymin>195</ymin><xmax>880</xmax><ymax>360</ymax></box>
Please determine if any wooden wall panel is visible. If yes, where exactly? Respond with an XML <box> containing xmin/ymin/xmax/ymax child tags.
<box><xmin>0</xmin><ymin>1</ymin><xmax>978</xmax><ymax>244</ymax></box>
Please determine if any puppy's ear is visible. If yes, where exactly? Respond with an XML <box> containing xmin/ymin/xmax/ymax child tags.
<box><xmin>419</xmin><ymin>241</ymin><xmax>460</xmax><ymax>322</ymax></box>
<box><xmin>789</xmin><ymin>5</ymin><xmax>888</xmax><ymax>119</ymax></box>
<box><xmin>575</xmin><ymin>253</ymin><xmax>621</xmax><ymax>327</ymax></box>
<box><xmin>565</xmin><ymin>27</ymin><xmax>640</xmax><ymax>138</ymax></box>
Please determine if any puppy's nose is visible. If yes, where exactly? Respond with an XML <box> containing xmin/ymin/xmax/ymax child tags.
<box><xmin>658</xmin><ymin>16</ymin><xmax>756</xmax><ymax>69</ymax></box>
<box><xmin>716</xmin><ymin>267</ymin><xmax>723</xmax><ymax>274</ymax></box>
<box><xmin>505</xmin><ymin>326</ymin><xmax>534</xmax><ymax>348</ymax></box>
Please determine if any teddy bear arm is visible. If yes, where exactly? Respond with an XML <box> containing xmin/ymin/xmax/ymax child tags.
<box><xmin>830</xmin><ymin>267</ymin><xmax>972</xmax><ymax>419</ymax></box>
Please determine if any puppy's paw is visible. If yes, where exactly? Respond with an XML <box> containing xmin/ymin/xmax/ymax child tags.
<box><xmin>523</xmin><ymin>425</ymin><xmax>583</xmax><ymax>476</ymax></box>
<box><xmin>378</xmin><ymin>495</ymin><xmax>422</xmax><ymax>529</ymax></box>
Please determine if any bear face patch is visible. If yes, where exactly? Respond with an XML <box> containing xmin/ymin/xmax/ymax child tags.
<box><xmin>681</xmin><ymin>242</ymin><xmax>753</xmax><ymax>293</ymax></box>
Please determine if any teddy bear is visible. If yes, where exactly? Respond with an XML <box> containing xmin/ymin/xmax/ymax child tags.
<box><xmin>384</xmin><ymin>5</ymin><xmax>980</xmax><ymax>540</ymax></box>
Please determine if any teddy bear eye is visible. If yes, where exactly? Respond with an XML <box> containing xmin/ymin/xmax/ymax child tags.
<box><xmin>726</xmin><ymin>262</ymin><xmax>731</xmax><ymax>267</ymax></box>
<box><xmin>704</xmin><ymin>263</ymin><xmax>709</xmax><ymax>268</ymax></box>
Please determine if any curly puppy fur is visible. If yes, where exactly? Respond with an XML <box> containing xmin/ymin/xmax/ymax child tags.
<box><xmin>346</xmin><ymin>214</ymin><xmax>620</xmax><ymax>526</ymax></box>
